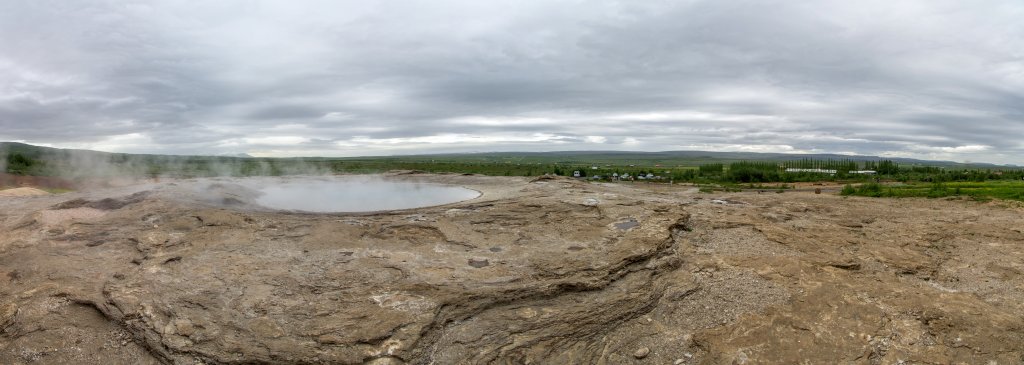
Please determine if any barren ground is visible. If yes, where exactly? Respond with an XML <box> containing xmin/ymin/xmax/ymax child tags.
<box><xmin>1</xmin><ymin>174</ymin><xmax>1023</xmax><ymax>364</ymax></box>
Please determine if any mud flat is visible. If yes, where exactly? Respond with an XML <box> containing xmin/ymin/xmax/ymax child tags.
<box><xmin>0</xmin><ymin>187</ymin><xmax>51</xmax><ymax>197</ymax></box>
<box><xmin>1</xmin><ymin>174</ymin><xmax>1023</xmax><ymax>364</ymax></box>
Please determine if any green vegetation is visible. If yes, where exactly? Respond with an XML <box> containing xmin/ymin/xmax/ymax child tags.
<box><xmin>5</xmin><ymin>152</ymin><xmax>38</xmax><ymax>175</ymax></box>
<box><xmin>841</xmin><ymin>184</ymin><xmax>857</xmax><ymax>196</ymax></box>
<box><xmin>3</xmin><ymin>142</ymin><xmax>1023</xmax><ymax>202</ymax></box>
<box><xmin>840</xmin><ymin>181</ymin><xmax>1024</xmax><ymax>202</ymax></box>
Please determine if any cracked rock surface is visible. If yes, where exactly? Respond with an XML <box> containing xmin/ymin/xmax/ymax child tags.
<box><xmin>1</xmin><ymin>174</ymin><xmax>1023</xmax><ymax>364</ymax></box>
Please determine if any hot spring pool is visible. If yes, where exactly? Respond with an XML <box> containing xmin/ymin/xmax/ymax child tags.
<box><xmin>224</xmin><ymin>178</ymin><xmax>480</xmax><ymax>213</ymax></box>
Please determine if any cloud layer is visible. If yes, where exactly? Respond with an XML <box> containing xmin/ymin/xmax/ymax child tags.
<box><xmin>1</xmin><ymin>0</ymin><xmax>1022</xmax><ymax>163</ymax></box>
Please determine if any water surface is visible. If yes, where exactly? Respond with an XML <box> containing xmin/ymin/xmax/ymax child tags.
<box><xmin>250</xmin><ymin>178</ymin><xmax>479</xmax><ymax>212</ymax></box>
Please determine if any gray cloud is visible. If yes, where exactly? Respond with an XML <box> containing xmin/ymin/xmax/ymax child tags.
<box><xmin>0</xmin><ymin>0</ymin><xmax>1022</xmax><ymax>163</ymax></box>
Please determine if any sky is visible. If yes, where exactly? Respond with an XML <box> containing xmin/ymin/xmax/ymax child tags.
<box><xmin>1</xmin><ymin>0</ymin><xmax>1022</xmax><ymax>164</ymax></box>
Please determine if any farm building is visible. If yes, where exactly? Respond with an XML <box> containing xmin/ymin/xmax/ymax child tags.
<box><xmin>785</xmin><ymin>168</ymin><xmax>837</xmax><ymax>174</ymax></box>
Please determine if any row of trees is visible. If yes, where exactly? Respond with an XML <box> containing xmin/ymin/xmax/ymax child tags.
<box><xmin>781</xmin><ymin>158</ymin><xmax>859</xmax><ymax>172</ymax></box>
<box><xmin>684</xmin><ymin>159</ymin><xmax>1024</xmax><ymax>184</ymax></box>
<box><xmin>532</xmin><ymin>158</ymin><xmax>1024</xmax><ymax>185</ymax></box>
<box><xmin>692</xmin><ymin>159</ymin><xmax>887</xmax><ymax>183</ymax></box>
<box><xmin>863</xmin><ymin>160</ymin><xmax>899</xmax><ymax>175</ymax></box>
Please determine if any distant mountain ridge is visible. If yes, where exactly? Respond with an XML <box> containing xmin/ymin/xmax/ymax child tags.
<box><xmin>386</xmin><ymin>150</ymin><xmax>1016</xmax><ymax>169</ymax></box>
<box><xmin>1</xmin><ymin>142</ymin><xmax>1018</xmax><ymax>169</ymax></box>
<box><xmin>0</xmin><ymin>142</ymin><xmax>252</xmax><ymax>160</ymax></box>
<box><xmin>217</xmin><ymin>152</ymin><xmax>254</xmax><ymax>158</ymax></box>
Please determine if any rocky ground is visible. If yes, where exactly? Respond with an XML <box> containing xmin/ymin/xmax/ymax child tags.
<box><xmin>1</xmin><ymin>174</ymin><xmax>1022</xmax><ymax>364</ymax></box>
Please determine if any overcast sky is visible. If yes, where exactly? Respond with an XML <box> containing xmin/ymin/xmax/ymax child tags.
<box><xmin>1</xmin><ymin>1</ymin><xmax>1022</xmax><ymax>163</ymax></box>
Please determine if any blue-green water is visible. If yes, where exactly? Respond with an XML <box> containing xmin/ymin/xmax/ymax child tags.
<box><xmin>252</xmin><ymin>179</ymin><xmax>479</xmax><ymax>213</ymax></box>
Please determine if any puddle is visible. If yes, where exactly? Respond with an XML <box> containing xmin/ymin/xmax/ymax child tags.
<box><xmin>468</xmin><ymin>258</ymin><xmax>490</xmax><ymax>268</ymax></box>
<box><xmin>614</xmin><ymin>218</ymin><xmax>639</xmax><ymax>230</ymax></box>
<box><xmin>217</xmin><ymin>177</ymin><xmax>480</xmax><ymax>213</ymax></box>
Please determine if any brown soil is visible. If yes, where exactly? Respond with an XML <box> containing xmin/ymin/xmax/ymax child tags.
<box><xmin>0</xmin><ymin>187</ymin><xmax>51</xmax><ymax>197</ymax></box>
<box><xmin>0</xmin><ymin>173</ymin><xmax>76</xmax><ymax>191</ymax></box>
<box><xmin>1</xmin><ymin>174</ymin><xmax>1022</xmax><ymax>364</ymax></box>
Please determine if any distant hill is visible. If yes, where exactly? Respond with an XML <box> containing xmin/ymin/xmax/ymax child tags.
<box><xmin>1</xmin><ymin>141</ymin><xmax>112</xmax><ymax>160</ymax></box>
<box><xmin>0</xmin><ymin>142</ymin><xmax>261</xmax><ymax>161</ymax></box>
<box><xmin>217</xmin><ymin>152</ymin><xmax>254</xmax><ymax>158</ymax></box>
<box><xmin>0</xmin><ymin>142</ymin><xmax>255</xmax><ymax>177</ymax></box>
<box><xmin>1</xmin><ymin>142</ymin><xmax>1018</xmax><ymax>178</ymax></box>
<box><xmin>359</xmin><ymin>150</ymin><xmax>1014</xmax><ymax>170</ymax></box>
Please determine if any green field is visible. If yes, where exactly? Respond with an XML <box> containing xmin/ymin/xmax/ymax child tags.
<box><xmin>841</xmin><ymin>181</ymin><xmax>1024</xmax><ymax>202</ymax></box>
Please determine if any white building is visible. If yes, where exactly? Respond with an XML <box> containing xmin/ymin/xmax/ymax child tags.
<box><xmin>785</xmin><ymin>168</ymin><xmax>837</xmax><ymax>174</ymax></box>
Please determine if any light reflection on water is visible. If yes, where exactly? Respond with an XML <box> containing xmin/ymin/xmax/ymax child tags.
<box><xmin>252</xmin><ymin>179</ymin><xmax>480</xmax><ymax>212</ymax></box>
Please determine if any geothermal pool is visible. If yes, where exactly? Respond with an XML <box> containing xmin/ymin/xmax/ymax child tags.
<box><xmin>244</xmin><ymin>178</ymin><xmax>480</xmax><ymax>213</ymax></box>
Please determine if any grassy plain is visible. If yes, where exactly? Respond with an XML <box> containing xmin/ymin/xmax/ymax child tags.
<box><xmin>842</xmin><ymin>180</ymin><xmax>1024</xmax><ymax>202</ymax></box>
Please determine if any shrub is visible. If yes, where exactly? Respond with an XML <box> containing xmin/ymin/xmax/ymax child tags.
<box><xmin>926</xmin><ymin>182</ymin><xmax>949</xmax><ymax>198</ymax></box>
<box><xmin>840</xmin><ymin>184</ymin><xmax>856</xmax><ymax>196</ymax></box>
<box><xmin>5</xmin><ymin>152</ymin><xmax>37</xmax><ymax>175</ymax></box>
<box><xmin>857</xmin><ymin>182</ymin><xmax>884</xmax><ymax>197</ymax></box>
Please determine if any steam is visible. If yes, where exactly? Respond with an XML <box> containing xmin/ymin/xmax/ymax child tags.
<box><xmin>216</xmin><ymin>175</ymin><xmax>480</xmax><ymax>213</ymax></box>
<box><xmin>37</xmin><ymin>150</ymin><xmax>337</xmax><ymax>183</ymax></box>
